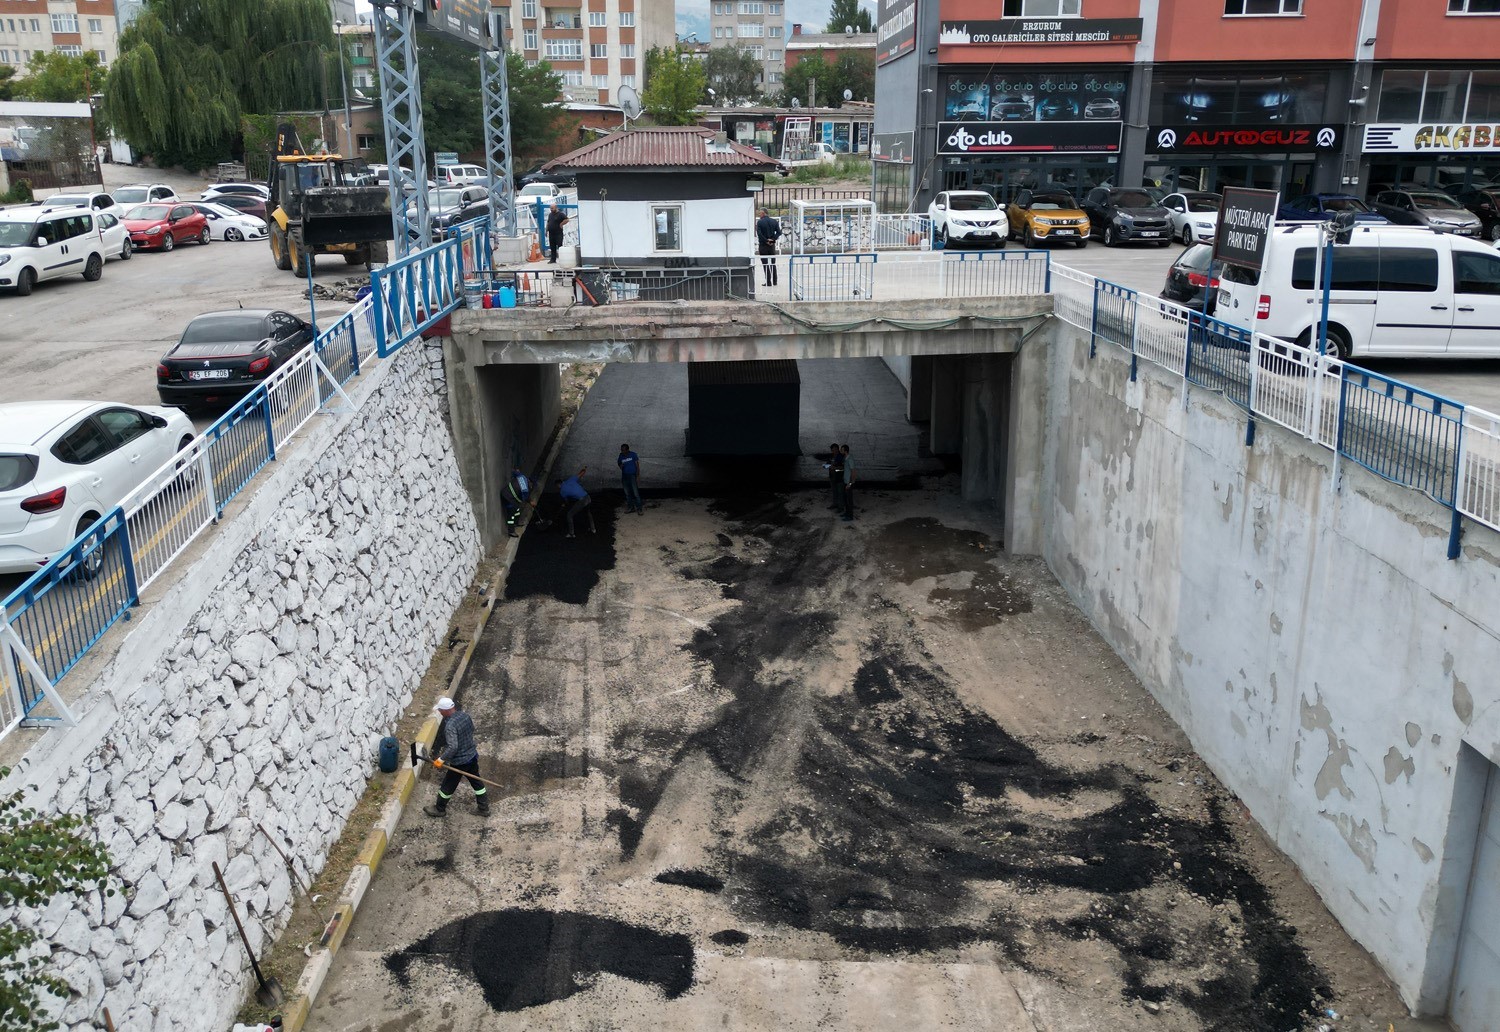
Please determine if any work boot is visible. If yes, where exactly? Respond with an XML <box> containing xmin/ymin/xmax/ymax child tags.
<box><xmin>423</xmin><ymin>803</ymin><xmax>447</xmax><ymax>818</ymax></box>
<box><xmin>476</xmin><ymin>798</ymin><xmax>491</xmax><ymax>817</ymax></box>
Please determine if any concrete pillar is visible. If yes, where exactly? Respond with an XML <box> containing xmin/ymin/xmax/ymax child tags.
<box><xmin>960</xmin><ymin>354</ymin><xmax>1010</xmax><ymax>513</ymax></box>
<box><xmin>929</xmin><ymin>356</ymin><xmax>964</xmax><ymax>455</ymax></box>
<box><xmin>443</xmin><ymin>337</ymin><xmax>561</xmax><ymax>549</ymax></box>
<box><xmin>1004</xmin><ymin>335</ymin><xmax>1050</xmax><ymax>556</ymax></box>
<box><xmin>908</xmin><ymin>355</ymin><xmax>933</xmax><ymax>422</ymax></box>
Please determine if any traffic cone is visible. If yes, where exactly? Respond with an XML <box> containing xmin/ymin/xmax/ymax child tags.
<box><xmin>527</xmin><ymin>235</ymin><xmax>543</xmax><ymax>263</ymax></box>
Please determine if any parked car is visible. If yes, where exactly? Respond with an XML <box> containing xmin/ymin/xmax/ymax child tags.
<box><xmin>1161</xmin><ymin>243</ymin><xmax>1220</xmax><ymax>313</ymax></box>
<box><xmin>186</xmin><ymin>201</ymin><xmax>268</xmax><ymax>242</ymax></box>
<box><xmin>1082</xmin><ymin>187</ymin><xmax>1172</xmax><ymax>247</ymax></box>
<box><xmin>1083</xmin><ymin>96</ymin><xmax>1121</xmax><ymax>120</ymax></box>
<box><xmin>1371</xmin><ymin>189</ymin><xmax>1482</xmax><ymax>235</ymax></box>
<box><xmin>516</xmin><ymin>181</ymin><xmax>571</xmax><ymax>207</ymax></box>
<box><xmin>422</xmin><ymin>186</ymin><xmax>490</xmax><ymax>238</ymax></box>
<box><xmin>435</xmin><ymin>163</ymin><xmax>488</xmax><ymax>186</ymax></box>
<box><xmin>113</xmin><ymin>183</ymin><xmax>179</xmax><ymax>206</ymax></box>
<box><xmin>516</xmin><ymin>164</ymin><xmax>577</xmax><ymax>189</ymax></box>
<box><xmin>1216</xmin><ymin>223</ymin><xmax>1500</xmax><ymax>359</ymax></box>
<box><xmin>122</xmin><ymin>203</ymin><xmax>211</xmax><ymax>252</ymax></box>
<box><xmin>1277</xmin><ymin>193</ymin><xmax>1389</xmax><ymax>225</ymax></box>
<box><xmin>156</xmin><ymin>309</ymin><xmax>314</xmax><ymax>410</ymax></box>
<box><xmin>1161</xmin><ymin>191</ymin><xmax>1222</xmax><ymax>245</ymax></box>
<box><xmin>1007</xmin><ymin>189</ymin><xmax>1089</xmax><ymax>249</ymax></box>
<box><xmin>0</xmin><ymin>401</ymin><xmax>194</xmax><ymax>577</ymax></box>
<box><xmin>990</xmin><ymin>96</ymin><xmax>1034</xmax><ymax>120</ymax></box>
<box><xmin>1455</xmin><ymin>187</ymin><xmax>1500</xmax><ymax>242</ymax></box>
<box><xmin>39</xmin><ymin>190</ymin><xmax>120</xmax><ymax>218</ymax></box>
<box><xmin>0</xmin><ymin>207</ymin><xmax>109</xmax><ymax>294</ymax></box>
<box><xmin>359</xmin><ymin>164</ymin><xmax>436</xmax><ymax>192</ymax></box>
<box><xmin>1035</xmin><ymin>96</ymin><xmax>1081</xmax><ymax>121</ymax></box>
<box><xmin>210</xmin><ymin>193</ymin><xmax>269</xmax><ymax>222</ymax></box>
<box><xmin>927</xmin><ymin>190</ymin><xmax>1008</xmax><ymax>247</ymax></box>
<box><xmin>95</xmin><ymin>211</ymin><xmax>132</xmax><ymax>262</ymax></box>
<box><xmin>201</xmin><ymin>182</ymin><xmax>270</xmax><ymax>202</ymax></box>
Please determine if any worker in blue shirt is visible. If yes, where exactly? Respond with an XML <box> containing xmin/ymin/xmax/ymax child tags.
<box><xmin>557</xmin><ymin>466</ymin><xmax>595</xmax><ymax>538</ymax></box>
<box><xmin>618</xmin><ymin>443</ymin><xmax>643</xmax><ymax>514</ymax></box>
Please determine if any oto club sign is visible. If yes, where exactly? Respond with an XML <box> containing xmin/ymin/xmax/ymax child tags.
<box><xmin>938</xmin><ymin>121</ymin><xmax>1121</xmax><ymax>155</ymax></box>
<box><xmin>1151</xmin><ymin>125</ymin><xmax>1343</xmax><ymax>153</ymax></box>
<box><xmin>1213</xmin><ymin>187</ymin><xmax>1280</xmax><ymax>273</ymax></box>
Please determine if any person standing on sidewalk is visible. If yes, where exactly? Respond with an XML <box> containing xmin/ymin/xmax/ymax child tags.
<box><xmin>558</xmin><ymin>467</ymin><xmax>596</xmax><ymax>537</ymax></box>
<box><xmin>825</xmin><ymin>443</ymin><xmax>845</xmax><ymax>512</ymax></box>
<box><xmin>618</xmin><ymin>444</ymin><xmax>644</xmax><ymax>514</ymax></box>
<box><xmin>756</xmin><ymin>208</ymin><xmax>782</xmax><ymax>287</ymax></box>
<box><xmin>841</xmin><ymin>443</ymin><xmax>857</xmax><ymax>522</ymax></box>
<box><xmin>547</xmin><ymin>201</ymin><xmax>569</xmax><ymax>264</ymax></box>
<box><xmin>424</xmin><ymin>697</ymin><xmax>489</xmax><ymax>817</ymax></box>
<box><xmin>502</xmin><ymin>464</ymin><xmax>534</xmax><ymax>538</ymax></box>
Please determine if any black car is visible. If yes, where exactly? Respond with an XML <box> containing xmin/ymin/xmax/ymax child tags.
<box><xmin>1161</xmin><ymin>243</ymin><xmax>1220</xmax><ymax>313</ymax></box>
<box><xmin>422</xmin><ymin>186</ymin><xmax>491</xmax><ymax>240</ymax></box>
<box><xmin>1082</xmin><ymin>187</ymin><xmax>1172</xmax><ymax>247</ymax></box>
<box><xmin>1456</xmin><ymin>187</ymin><xmax>1500</xmax><ymax>242</ymax></box>
<box><xmin>515</xmin><ymin>164</ymin><xmax>577</xmax><ymax>189</ymax></box>
<box><xmin>157</xmin><ymin>309</ymin><xmax>314</xmax><ymax>410</ymax></box>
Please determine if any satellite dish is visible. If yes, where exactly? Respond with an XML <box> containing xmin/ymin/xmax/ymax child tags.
<box><xmin>792</xmin><ymin>97</ymin><xmax>801</xmax><ymax>108</ymax></box>
<box><xmin>843</xmin><ymin>89</ymin><xmax>853</xmax><ymax>101</ymax></box>
<box><xmin>618</xmin><ymin>84</ymin><xmax>643</xmax><ymax>124</ymax></box>
<box><xmin>844</xmin><ymin>26</ymin><xmax>854</xmax><ymax>35</ymax></box>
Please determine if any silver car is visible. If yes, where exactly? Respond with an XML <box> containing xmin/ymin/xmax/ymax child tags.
<box><xmin>1372</xmin><ymin>190</ymin><xmax>1483</xmax><ymax>236</ymax></box>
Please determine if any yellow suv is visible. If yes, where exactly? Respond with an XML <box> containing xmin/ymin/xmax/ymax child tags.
<box><xmin>1007</xmin><ymin>189</ymin><xmax>1090</xmax><ymax>249</ymax></box>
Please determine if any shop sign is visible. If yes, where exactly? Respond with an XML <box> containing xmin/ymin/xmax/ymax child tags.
<box><xmin>943</xmin><ymin>71</ymin><xmax>1128</xmax><ymax>124</ymax></box>
<box><xmin>1214</xmin><ymin>187</ymin><xmax>1280</xmax><ymax>273</ymax></box>
<box><xmin>1150</xmin><ymin>125</ymin><xmax>1342</xmax><ymax>153</ymax></box>
<box><xmin>873</xmin><ymin>131</ymin><xmax>913</xmax><ymax>163</ymax></box>
<box><xmin>938</xmin><ymin>121</ymin><xmax>1121</xmax><ymax>155</ymax></box>
<box><xmin>938</xmin><ymin>18</ymin><xmax>1142</xmax><ymax>46</ymax></box>
<box><xmin>877</xmin><ymin>0</ymin><xmax>917</xmax><ymax>64</ymax></box>
<box><xmin>1363</xmin><ymin>123</ymin><xmax>1500</xmax><ymax>153</ymax></box>
<box><xmin>417</xmin><ymin>0</ymin><xmax>491</xmax><ymax>48</ymax></box>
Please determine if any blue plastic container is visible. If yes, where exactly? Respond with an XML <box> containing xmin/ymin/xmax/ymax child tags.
<box><xmin>498</xmin><ymin>286</ymin><xmax>517</xmax><ymax>309</ymax></box>
<box><xmin>378</xmin><ymin>735</ymin><xmax>400</xmax><ymax>773</ymax></box>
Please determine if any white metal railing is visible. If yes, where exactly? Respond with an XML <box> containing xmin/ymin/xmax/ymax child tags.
<box><xmin>1049</xmin><ymin>263</ymin><xmax>1095</xmax><ymax>329</ymax></box>
<box><xmin>1458</xmin><ymin>406</ymin><xmax>1500</xmax><ymax>532</ymax></box>
<box><xmin>1135</xmin><ymin>297</ymin><xmax>1193</xmax><ymax>373</ymax></box>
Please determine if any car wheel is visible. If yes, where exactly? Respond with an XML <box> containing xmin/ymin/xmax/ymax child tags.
<box><xmin>82</xmin><ymin>253</ymin><xmax>103</xmax><ymax>281</ymax></box>
<box><xmin>1104</xmin><ymin>225</ymin><xmax>1118</xmax><ymax>247</ymax></box>
<box><xmin>1325</xmin><ymin>325</ymin><xmax>1353</xmax><ymax>361</ymax></box>
<box><xmin>198</xmin><ymin>227</ymin><xmax>211</xmax><ymax>245</ymax></box>
<box><xmin>71</xmin><ymin>514</ymin><xmax>106</xmax><ymax>581</ymax></box>
<box><xmin>162</xmin><ymin>232</ymin><xmax>175</xmax><ymax>252</ymax></box>
<box><xmin>1024</xmin><ymin>225</ymin><xmax>1038</xmax><ymax>249</ymax></box>
<box><xmin>936</xmin><ymin>226</ymin><xmax>947</xmax><ymax>246</ymax></box>
<box><xmin>1157</xmin><ymin>240</ymin><xmax>1170</xmax><ymax>248</ymax></box>
<box><xmin>1180</xmin><ymin>225</ymin><xmax>1194</xmax><ymax>245</ymax></box>
<box><xmin>225</xmin><ymin>228</ymin><xmax>242</xmax><ymax>242</ymax></box>
<box><xmin>1075</xmin><ymin>237</ymin><xmax>1088</xmax><ymax>249</ymax></box>
<box><xmin>1490</xmin><ymin>223</ymin><xmax>1500</xmax><ymax>243</ymax></box>
<box><xmin>14</xmin><ymin>267</ymin><xmax>35</xmax><ymax>296</ymax></box>
<box><xmin>121</xmin><ymin>238</ymin><xmax>133</xmax><ymax>260</ymax></box>
<box><xmin>173</xmin><ymin>434</ymin><xmax>199</xmax><ymax>487</ymax></box>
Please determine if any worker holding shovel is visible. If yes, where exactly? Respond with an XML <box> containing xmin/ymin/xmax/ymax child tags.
<box><xmin>424</xmin><ymin>697</ymin><xmax>490</xmax><ymax>818</ymax></box>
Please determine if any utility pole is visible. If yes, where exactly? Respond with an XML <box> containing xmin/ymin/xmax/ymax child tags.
<box><xmin>809</xmin><ymin>77</ymin><xmax>817</xmax><ymax>113</ymax></box>
<box><xmin>335</xmin><ymin>20</ymin><xmax>355</xmax><ymax>157</ymax></box>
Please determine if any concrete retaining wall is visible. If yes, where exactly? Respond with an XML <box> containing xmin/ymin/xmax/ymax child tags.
<box><xmin>1041</xmin><ymin>321</ymin><xmax>1500</xmax><ymax>1012</ymax></box>
<box><xmin>1</xmin><ymin>340</ymin><xmax>481</xmax><ymax>1032</ymax></box>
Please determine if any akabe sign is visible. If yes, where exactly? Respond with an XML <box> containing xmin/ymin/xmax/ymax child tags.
<box><xmin>1214</xmin><ymin>187</ymin><xmax>1280</xmax><ymax>272</ymax></box>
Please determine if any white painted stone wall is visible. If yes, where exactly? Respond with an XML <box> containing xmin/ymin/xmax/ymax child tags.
<box><xmin>1</xmin><ymin>339</ymin><xmax>480</xmax><ymax>1032</ymax></box>
<box><xmin>1040</xmin><ymin>321</ymin><xmax>1500</xmax><ymax>1012</ymax></box>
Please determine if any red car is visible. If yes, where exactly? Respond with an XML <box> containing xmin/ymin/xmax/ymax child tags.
<box><xmin>122</xmin><ymin>203</ymin><xmax>211</xmax><ymax>252</ymax></box>
<box><xmin>211</xmin><ymin>193</ymin><xmax>269</xmax><ymax>222</ymax></box>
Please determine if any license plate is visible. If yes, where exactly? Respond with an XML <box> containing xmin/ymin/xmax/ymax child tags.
<box><xmin>188</xmin><ymin>369</ymin><xmax>230</xmax><ymax>380</ymax></box>
<box><xmin>1140</xmin><ymin>231</ymin><xmax>1160</xmax><ymax>237</ymax></box>
<box><xmin>1053</xmin><ymin>229</ymin><xmax>1075</xmax><ymax>236</ymax></box>
<box><xmin>972</xmin><ymin>231</ymin><xmax>995</xmax><ymax>237</ymax></box>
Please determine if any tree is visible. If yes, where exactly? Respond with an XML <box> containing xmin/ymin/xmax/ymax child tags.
<box><xmin>776</xmin><ymin>49</ymin><xmax>874</xmax><ymax>107</ymax></box>
<box><xmin>0</xmin><ymin>66</ymin><xmax>16</xmax><ymax>102</ymax></box>
<box><xmin>104</xmin><ymin>0</ymin><xmax>337</xmax><ymax>170</ymax></box>
<box><xmin>0</xmin><ymin>768</ymin><xmax>112</xmax><ymax>1032</ymax></box>
<box><xmin>642</xmin><ymin>45</ymin><xmax>707</xmax><ymax>126</ymax></box>
<box><xmin>826</xmin><ymin>0</ymin><xmax>874</xmax><ymax>33</ymax></box>
<box><xmin>505</xmin><ymin>52</ymin><xmax>569</xmax><ymax>162</ymax></box>
<box><xmin>701</xmin><ymin>45</ymin><xmax>762</xmax><ymax>106</ymax></box>
<box><xmin>413</xmin><ymin>31</ymin><xmax>484</xmax><ymax>156</ymax></box>
<box><xmin>12</xmin><ymin>51</ymin><xmax>104</xmax><ymax>104</ymax></box>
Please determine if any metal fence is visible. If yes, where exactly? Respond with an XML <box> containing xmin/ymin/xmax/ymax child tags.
<box><xmin>1185</xmin><ymin>312</ymin><xmax>1253</xmax><ymax>411</ymax></box>
<box><xmin>760</xmin><ymin>185</ymin><xmax>871</xmax><ymax>211</ymax></box>
<box><xmin>1338</xmin><ymin>369</ymin><xmax>1463</xmax><ymax>507</ymax></box>
<box><xmin>1458</xmin><ymin>406</ymin><xmax>1500</xmax><ymax>533</ymax></box>
<box><xmin>788</xmin><ymin>253</ymin><xmax>877</xmax><ymax>301</ymax></box>
<box><xmin>0</xmin><ymin>231</ymin><xmax>465</xmax><ymax>739</ymax></box>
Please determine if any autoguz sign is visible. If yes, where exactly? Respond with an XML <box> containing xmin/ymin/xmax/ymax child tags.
<box><xmin>938</xmin><ymin>121</ymin><xmax>1121</xmax><ymax>154</ymax></box>
<box><xmin>876</xmin><ymin>0</ymin><xmax>917</xmax><ymax>64</ymax></box>
<box><xmin>938</xmin><ymin>18</ymin><xmax>1143</xmax><ymax>45</ymax></box>
<box><xmin>1213</xmin><ymin>187</ymin><xmax>1280</xmax><ymax>272</ymax></box>
<box><xmin>1150</xmin><ymin>124</ymin><xmax>1342</xmax><ymax>153</ymax></box>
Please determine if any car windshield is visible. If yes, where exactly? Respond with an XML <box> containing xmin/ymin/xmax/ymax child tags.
<box><xmin>1411</xmin><ymin>192</ymin><xmax>1460</xmax><ymax>209</ymax></box>
<box><xmin>1031</xmin><ymin>194</ymin><xmax>1075</xmax><ymax>210</ymax></box>
<box><xmin>0</xmin><ymin>222</ymin><xmax>39</xmax><ymax>247</ymax></box>
<box><xmin>125</xmin><ymin>205</ymin><xmax>171</xmax><ymax>221</ymax></box>
<box><xmin>47</xmin><ymin>194</ymin><xmax>88</xmax><ymax>207</ymax></box>
<box><xmin>1177</xmin><ymin>243</ymin><xmax>1215</xmax><ymax>271</ymax></box>
<box><xmin>1185</xmin><ymin>196</ymin><xmax>1221</xmax><ymax>212</ymax></box>
<box><xmin>518</xmin><ymin>185</ymin><xmax>553</xmax><ymax>198</ymax></box>
<box><xmin>949</xmin><ymin>194</ymin><xmax>998</xmax><ymax>211</ymax></box>
<box><xmin>180</xmin><ymin>315</ymin><xmax>268</xmax><ymax>344</ymax></box>
<box><xmin>1322</xmin><ymin>196</ymin><xmax>1371</xmax><ymax>213</ymax></box>
<box><xmin>115</xmin><ymin>187</ymin><xmax>151</xmax><ymax>204</ymax></box>
<box><xmin>1113</xmin><ymin>191</ymin><xmax>1156</xmax><ymax>208</ymax></box>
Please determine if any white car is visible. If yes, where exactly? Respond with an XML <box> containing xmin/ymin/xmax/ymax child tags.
<box><xmin>927</xmin><ymin>190</ymin><xmax>1008</xmax><ymax>247</ymax></box>
<box><xmin>95</xmin><ymin>210</ymin><xmax>133</xmax><ymax>262</ymax></box>
<box><xmin>1161</xmin><ymin>191</ymin><xmax>1222</xmax><ymax>245</ymax></box>
<box><xmin>40</xmin><ymin>190</ymin><xmax>121</xmax><ymax>219</ymax></box>
<box><xmin>516</xmin><ymin>182</ymin><xmax>568</xmax><ymax>205</ymax></box>
<box><xmin>436</xmin><ymin>163</ymin><xmax>487</xmax><ymax>186</ymax></box>
<box><xmin>0</xmin><ymin>207</ymin><xmax>110</xmax><ymax>294</ymax></box>
<box><xmin>0</xmin><ymin>401</ymin><xmax>195</xmax><ymax>577</ymax></box>
<box><xmin>186</xmin><ymin>201</ymin><xmax>268</xmax><ymax>241</ymax></box>
<box><xmin>113</xmin><ymin>183</ymin><xmax>179</xmax><ymax>206</ymax></box>
<box><xmin>201</xmin><ymin>182</ymin><xmax>270</xmax><ymax>202</ymax></box>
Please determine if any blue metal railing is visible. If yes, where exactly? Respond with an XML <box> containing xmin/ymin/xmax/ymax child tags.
<box><xmin>1185</xmin><ymin>311</ymin><xmax>1254</xmax><ymax>411</ymax></box>
<box><xmin>369</xmin><ymin>235</ymin><xmax>466</xmax><ymax>357</ymax></box>
<box><xmin>1092</xmin><ymin>280</ymin><xmax>1136</xmax><ymax>356</ymax></box>
<box><xmin>1338</xmin><ymin>368</ymin><xmax>1464</xmax><ymax>507</ymax></box>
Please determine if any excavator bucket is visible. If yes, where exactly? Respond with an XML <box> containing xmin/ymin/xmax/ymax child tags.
<box><xmin>300</xmin><ymin>184</ymin><xmax>393</xmax><ymax>245</ymax></box>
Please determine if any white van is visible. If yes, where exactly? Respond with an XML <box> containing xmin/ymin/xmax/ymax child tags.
<box><xmin>1216</xmin><ymin>224</ymin><xmax>1500</xmax><ymax>359</ymax></box>
<box><xmin>0</xmin><ymin>207</ymin><xmax>110</xmax><ymax>295</ymax></box>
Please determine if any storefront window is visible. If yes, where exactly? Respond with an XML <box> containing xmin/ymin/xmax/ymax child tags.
<box><xmin>1376</xmin><ymin>70</ymin><xmax>1424</xmax><ymax>121</ymax></box>
<box><xmin>1378</xmin><ymin>69</ymin><xmax>1500</xmax><ymax>122</ymax></box>
<box><xmin>1422</xmin><ymin>70</ymin><xmax>1469</xmax><ymax>121</ymax></box>
<box><xmin>1465</xmin><ymin>71</ymin><xmax>1500</xmax><ymax>120</ymax></box>
<box><xmin>1150</xmin><ymin>72</ymin><xmax>1327</xmax><ymax>125</ymax></box>
<box><xmin>942</xmin><ymin>69</ymin><xmax>1128</xmax><ymax>125</ymax></box>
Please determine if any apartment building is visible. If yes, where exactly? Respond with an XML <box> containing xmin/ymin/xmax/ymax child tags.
<box><xmin>709</xmin><ymin>0</ymin><xmax>787</xmax><ymax>92</ymax></box>
<box><xmin>495</xmin><ymin>0</ymin><xmax>676</xmax><ymax>106</ymax></box>
<box><xmin>875</xmin><ymin>0</ymin><xmax>1500</xmax><ymax>224</ymax></box>
<box><xmin>0</xmin><ymin>1</ymin><xmax>121</xmax><ymax>71</ymax></box>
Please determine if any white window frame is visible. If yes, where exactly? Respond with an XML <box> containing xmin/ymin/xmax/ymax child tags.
<box><xmin>521</xmin><ymin>0</ymin><xmax>537</xmax><ymax>18</ymax></box>
<box><xmin>1223</xmin><ymin>0</ymin><xmax>1303</xmax><ymax>14</ymax></box>
<box><xmin>621</xmin><ymin>73</ymin><xmax>636</xmax><ymax>87</ymax></box>
<box><xmin>51</xmin><ymin>13</ymin><xmax>79</xmax><ymax>33</ymax></box>
<box><xmin>562</xmin><ymin>69</ymin><xmax>584</xmax><ymax>85</ymax></box>
<box><xmin>545</xmin><ymin>38</ymin><xmax>583</xmax><ymax>59</ymax></box>
<box><xmin>590</xmin><ymin>42</ymin><xmax>607</xmax><ymax>57</ymax></box>
<box><xmin>620</xmin><ymin>42</ymin><xmax>635</xmax><ymax>57</ymax></box>
<box><xmin>739</xmin><ymin>22</ymin><xmax>764</xmax><ymax>37</ymax></box>
<box><xmin>619</xmin><ymin>11</ymin><xmax>634</xmax><ymax>26</ymax></box>
<box><xmin>1003</xmin><ymin>0</ymin><xmax>1081</xmax><ymax>14</ymax></box>
<box><xmin>769</xmin><ymin>25</ymin><xmax>782</xmax><ymax>37</ymax></box>
<box><xmin>593</xmin><ymin>73</ymin><xmax>608</xmax><ymax>88</ymax></box>
<box><xmin>1448</xmin><ymin>0</ymin><xmax>1500</xmax><ymax>12</ymax></box>
<box><xmin>523</xmin><ymin>27</ymin><xmax>538</xmax><ymax>49</ymax></box>
<box><xmin>739</xmin><ymin>1</ymin><xmax>764</xmax><ymax>13</ymax></box>
<box><xmin>55</xmin><ymin>44</ymin><xmax>83</xmax><ymax>56</ymax></box>
<box><xmin>86</xmin><ymin>17</ymin><xmax>102</xmax><ymax>33</ymax></box>
<box><xmin>769</xmin><ymin>3</ymin><xmax>782</xmax><ymax>13</ymax></box>
<box><xmin>652</xmin><ymin>204</ymin><xmax>684</xmax><ymax>253</ymax></box>
<box><xmin>589</xmin><ymin>11</ymin><xmax>606</xmax><ymax>27</ymax></box>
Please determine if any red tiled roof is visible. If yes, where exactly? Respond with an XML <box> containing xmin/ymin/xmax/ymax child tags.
<box><xmin>544</xmin><ymin>126</ymin><xmax>782</xmax><ymax>171</ymax></box>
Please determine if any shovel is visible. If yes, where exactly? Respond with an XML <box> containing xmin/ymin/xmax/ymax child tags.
<box><xmin>212</xmin><ymin>861</ymin><xmax>285</xmax><ymax>1008</ymax></box>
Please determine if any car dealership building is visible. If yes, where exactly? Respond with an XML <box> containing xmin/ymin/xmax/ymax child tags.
<box><xmin>874</xmin><ymin>0</ymin><xmax>1500</xmax><ymax>213</ymax></box>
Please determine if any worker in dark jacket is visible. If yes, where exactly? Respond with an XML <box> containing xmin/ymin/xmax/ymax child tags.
<box><xmin>424</xmin><ymin>697</ymin><xmax>489</xmax><ymax>817</ymax></box>
<box><xmin>546</xmin><ymin>201</ymin><xmax>569</xmax><ymax>263</ymax></box>
<box><xmin>503</xmin><ymin>464</ymin><xmax>534</xmax><ymax>538</ymax></box>
<box><xmin>756</xmin><ymin>207</ymin><xmax>782</xmax><ymax>287</ymax></box>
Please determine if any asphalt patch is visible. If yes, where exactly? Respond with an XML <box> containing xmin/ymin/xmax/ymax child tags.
<box><xmin>385</xmin><ymin>909</ymin><xmax>694</xmax><ymax>1011</ymax></box>
<box><xmin>604</xmin><ymin>501</ymin><xmax>1329</xmax><ymax>1031</ymax></box>
<box><xmin>709</xmin><ymin>929</ymin><xmax>750</xmax><ymax>947</ymax></box>
<box><xmin>654</xmin><ymin>869</ymin><xmax>725</xmax><ymax>893</ymax></box>
<box><xmin>505</xmin><ymin>496</ymin><xmax>619</xmax><ymax>605</ymax></box>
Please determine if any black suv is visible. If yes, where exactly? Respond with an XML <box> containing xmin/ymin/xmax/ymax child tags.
<box><xmin>1456</xmin><ymin>186</ymin><xmax>1500</xmax><ymax>242</ymax></box>
<box><xmin>1082</xmin><ymin>187</ymin><xmax>1172</xmax><ymax>247</ymax></box>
